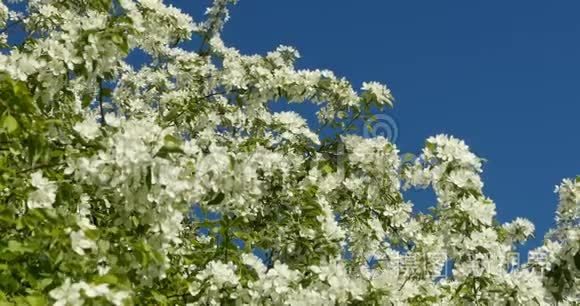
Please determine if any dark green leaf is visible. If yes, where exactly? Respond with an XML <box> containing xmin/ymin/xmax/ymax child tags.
<box><xmin>81</xmin><ymin>94</ymin><xmax>93</xmax><ymax>108</ymax></box>
<box><xmin>207</xmin><ymin>192</ymin><xmax>225</xmax><ymax>205</ymax></box>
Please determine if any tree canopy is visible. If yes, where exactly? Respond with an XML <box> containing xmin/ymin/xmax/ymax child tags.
<box><xmin>0</xmin><ymin>0</ymin><xmax>578</xmax><ymax>305</ymax></box>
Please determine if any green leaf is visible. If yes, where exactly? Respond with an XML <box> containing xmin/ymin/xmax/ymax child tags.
<box><xmin>81</xmin><ymin>94</ymin><xmax>93</xmax><ymax>108</ymax></box>
<box><xmin>426</xmin><ymin>141</ymin><xmax>436</xmax><ymax>151</ymax></box>
<box><xmin>101</xmin><ymin>88</ymin><xmax>113</xmax><ymax>97</ymax></box>
<box><xmin>24</xmin><ymin>295</ymin><xmax>47</xmax><ymax>306</ymax></box>
<box><xmin>574</xmin><ymin>251</ymin><xmax>580</xmax><ymax>270</ymax></box>
<box><xmin>1</xmin><ymin>114</ymin><xmax>18</xmax><ymax>133</ymax></box>
<box><xmin>7</xmin><ymin>240</ymin><xmax>33</xmax><ymax>254</ymax></box>
<box><xmin>321</xmin><ymin>164</ymin><xmax>333</xmax><ymax>174</ymax></box>
<box><xmin>94</xmin><ymin>274</ymin><xmax>119</xmax><ymax>285</ymax></box>
<box><xmin>366</xmin><ymin>123</ymin><xmax>373</xmax><ymax>132</ymax></box>
<box><xmin>207</xmin><ymin>192</ymin><xmax>225</xmax><ymax>205</ymax></box>
<box><xmin>156</xmin><ymin>134</ymin><xmax>184</xmax><ymax>157</ymax></box>
<box><xmin>163</xmin><ymin>108</ymin><xmax>181</xmax><ymax>122</ymax></box>
<box><xmin>151</xmin><ymin>291</ymin><xmax>167</xmax><ymax>303</ymax></box>
<box><xmin>35</xmin><ymin>278</ymin><xmax>53</xmax><ymax>290</ymax></box>
<box><xmin>401</xmin><ymin>153</ymin><xmax>416</xmax><ymax>162</ymax></box>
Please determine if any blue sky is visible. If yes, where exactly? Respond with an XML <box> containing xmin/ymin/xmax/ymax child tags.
<box><xmin>169</xmin><ymin>0</ymin><xmax>580</xmax><ymax>254</ymax></box>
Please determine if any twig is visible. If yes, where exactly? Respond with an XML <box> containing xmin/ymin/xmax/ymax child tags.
<box><xmin>18</xmin><ymin>162</ymin><xmax>66</xmax><ymax>174</ymax></box>
<box><xmin>98</xmin><ymin>77</ymin><xmax>106</xmax><ymax>126</ymax></box>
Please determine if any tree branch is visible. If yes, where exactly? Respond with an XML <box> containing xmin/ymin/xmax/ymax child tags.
<box><xmin>17</xmin><ymin>162</ymin><xmax>66</xmax><ymax>174</ymax></box>
<box><xmin>98</xmin><ymin>77</ymin><xmax>106</xmax><ymax>126</ymax></box>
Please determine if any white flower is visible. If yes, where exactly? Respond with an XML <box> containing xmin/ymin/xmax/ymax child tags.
<box><xmin>0</xmin><ymin>2</ymin><xmax>8</xmax><ymax>28</ymax></box>
<box><xmin>259</xmin><ymin>262</ymin><xmax>300</xmax><ymax>295</ymax></box>
<box><xmin>504</xmin><ymin>270</ymin><xmax>547</xmax><ymax>304</ymax></box>
<box><xmin>426</xmin><ymin>134</ymin><xmax>481</xmax><ymax>170</ymax></box>
<box><xmin>459</xmin><ymin>196</ymin><xmax>496</xmax><ymax>226</ymax></box>
<box><xmin>27</xmin><ymin>171</ymin><xmax>57</xmax><ymax>209</ymax></box>
<box><xmin>81</xmin><ymin>283</ymin><xmax>110</xmax><ymax>298</ymax></box>
<box><xmin>317</xmin><ymin>199</ymin><xmax>346</xmax><ymax>241</ymax></box>
<box><xmin>361</xmin><ymin>81</ymin><xmax>394</xmax><ymax>107</ymax></box>
<box><xmin>49</xmin><ymin>279</ymin><xmax>129</xmax><ymax>306</ymax></box>
<box><xmin>49</xmin><ymin>279</ymin><xmax>84</xmax><ymax>306</ymax></box>
<box><xmin>272</xmin><ymin>111</ymin><xmax>319</xmax><ymax>144</ymax></box>
<box><xmin>158</xmin><ymin>205</ymin><xmax>184</xmax><ymax>244</ymax></box>
<box><xmin>242</xmin><ymin>253</ymin><xmax>267</xmax><ymax>275</ymax></box>
<box><xmin>105</xmin><ymin>113</ymin><xmax>122</xmax><ymax>127</ymax></box>
<box><xmin>70</xmin><ymin>230</ymin><xmax>96</xmax><ymax>255</ymax></box>
<box><xmin>464</xmin><ymin>228</ymin><xmax>498</xmax><ymax>251</ymax></box>
<box><xmin>76</xmin><ymin>194</ymin><xmax>96</xmax><ymax>230</ymax></box>
<box><xmin>503</xmin><ymin>218</ymin><xmax>535</xmax><ymax>244</ymax></box>
<box><xmin>555</xmin><ymin>177</ymin><xmax>579</xmax><ymax>224</ymax></box>
<box><xmin>106</xmin><ymin>290</ymin><xmax>130</xmax><ymax>306</ymax></box>
<box><xmin>196</xmin><ymin>261</ymin><xmax>239</xmax><ymax>289</ymax></box>
<box><xmin>97</xmin><ymin>258</ymin><xmax>111</xmax><ymax>276</ymax></box>
<box><xmin>73</xmin><ymin>115</ymin><xmax>101</xmax><ymax>140</ymax></box>
<box><xmin>448</xmin><ymin>168</ymin><xmax>483</xmax><ymax>190</ymax></box>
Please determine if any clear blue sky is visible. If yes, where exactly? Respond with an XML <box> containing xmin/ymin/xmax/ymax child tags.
<box><xmin>187</xmin><ymin>1</ymin><xmax>580</xmax><ymax>254</ymax></box>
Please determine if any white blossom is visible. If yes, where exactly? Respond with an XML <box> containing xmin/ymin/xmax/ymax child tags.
<box><xmin>70</xmin><ymin>230</ymin><xmax>96</xmax><ymax>256</ymax></box>
<box><xmin>459</xmin><ymin>196</ymin><xmax>496</xmax><ymax>226</ymax></box>
<box><xmin>73</xmin><ymin>114</ymin><xmax>101</xmax><ymax>140</ymax></box>
<box><xmin>27</xmin><ymin>171</ymin><xmax>57</xmax><ymax>209</ymax></box>
<box><xmin>49</xmin><ymin>279</ymin><xmax>84</xmax><ymax>306</ymax></box>
<box><xmin>361</xmin><ymin>81</ymin><xmax>394</xmax><ymax>107</ymax></box>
